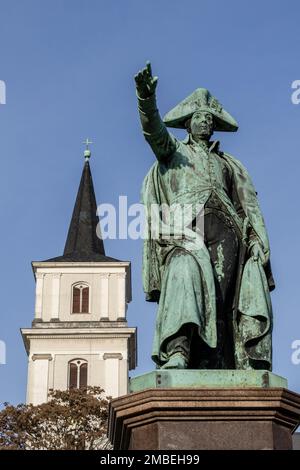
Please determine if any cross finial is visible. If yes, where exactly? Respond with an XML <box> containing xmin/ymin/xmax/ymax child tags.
<box><xmin>83</xmin><ymin>138</ymin><xmax>93</xmax><ymax>160</ymax></box>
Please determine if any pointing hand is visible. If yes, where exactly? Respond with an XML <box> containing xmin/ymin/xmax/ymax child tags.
<box><xmin>134</xmin><ymin>61</ymin><xmax>158</xmax><ymax>99</ymax></box>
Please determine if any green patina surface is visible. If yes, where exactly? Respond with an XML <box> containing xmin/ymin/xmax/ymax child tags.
<box><xmin>135</xmin><ymin>62</ymin><xmax>275</xmax><ymax>371</ymax></box>
<box><xmin>130</xmin><ymin>370</ymin><xmax>287</xmax><ymax>393</ymax></box>
<box><xmin>215</xmin><ymin>242</ymin><xmax>225</xmax><ymax>281</ymax></box>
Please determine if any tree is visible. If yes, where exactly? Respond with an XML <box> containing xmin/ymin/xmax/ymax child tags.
<box><xmin>0</xmin><ymin>386</ymin><xmax>112</xmax><ymax>450</ymax></box>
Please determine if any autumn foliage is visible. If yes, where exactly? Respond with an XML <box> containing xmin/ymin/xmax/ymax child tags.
<box><xmin>0</xmin><ymin>387</ymin><xmax>111</xmax><ymax>450</ymax></box>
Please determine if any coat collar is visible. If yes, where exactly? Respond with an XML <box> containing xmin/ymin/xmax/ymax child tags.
<box><xmin>182</xmin><ymin>133</ymin><xmax>220</xmax><ymax>153</ymax></box>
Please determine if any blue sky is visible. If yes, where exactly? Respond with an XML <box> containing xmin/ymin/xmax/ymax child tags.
<box><xmin>0</xmin><ymin>0</ymin><xmax>300</xmax><ymax>404</ymax></box>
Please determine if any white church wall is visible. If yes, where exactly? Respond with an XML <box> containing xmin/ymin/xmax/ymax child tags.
<box><xmin>24</xmin><ymin>335</ymin><xmax>130</xmax><ymax>403</ymax></box>
<box><xmin>34</xmin><ymin>264</ymin><xmax>129</xmax><ymax>323</ymax></box>
<box><xmin>23</xmin><ymin>261</ymin><xmax>135</xmax><ymax>405</ymax></box>
<box><xmin>26</xmin><ymin>355</ymin><xmax>52</xmax><ymax>405</ymax></box>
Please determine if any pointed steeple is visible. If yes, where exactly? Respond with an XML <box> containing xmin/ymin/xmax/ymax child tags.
<box><xmin>63</xmin><ymin>158</ymin><xmax>105</xmax><ymax>257</ymax></box>
<box><xmin>45</xmin><ymin>142</ymin><xmax>119</xmax><ymax>262</ymax></box>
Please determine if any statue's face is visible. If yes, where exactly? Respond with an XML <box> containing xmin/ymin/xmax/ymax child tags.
<box><xmin>190</xmin><ymin>111</ymin><xmax>214</xmax><ymax>140</ymax></box>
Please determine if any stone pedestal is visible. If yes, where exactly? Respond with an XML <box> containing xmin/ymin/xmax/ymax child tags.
<box><xmin>108</xmin><ymin>371</ymin><xmax>300</xmax><ymax>450</ymax></box>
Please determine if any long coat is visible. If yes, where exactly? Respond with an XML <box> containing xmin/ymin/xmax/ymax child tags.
<box><xmin>142</xmin><ymin>138</ymin><xmax>274</xmax><ymax>370</ymax></box>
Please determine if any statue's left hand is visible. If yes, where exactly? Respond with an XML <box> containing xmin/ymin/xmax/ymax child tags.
<box><xmin>250</xmin><ymin>243</ymin><xmax>267</xmax><ymax>266</ymax></box>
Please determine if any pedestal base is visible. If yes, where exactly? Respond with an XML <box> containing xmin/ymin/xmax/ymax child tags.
<box><xmin>130</xmin><ymin>369</ymin><xmax>288</xmax><ymax>392</ymax></box>
<box><xmin>108</xmin><ymin>384</ymin><xmax>300</xmax><ymax>450</ymax></box>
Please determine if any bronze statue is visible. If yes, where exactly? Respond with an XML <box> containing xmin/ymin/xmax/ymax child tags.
<box><xmin>135</xmin><ymin>62</ymin><xmax>274</xmax><ymax>370</ymax></box>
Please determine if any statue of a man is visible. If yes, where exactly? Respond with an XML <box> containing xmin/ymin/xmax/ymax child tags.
<box><xmin>135</xmin><ymin>62</ymin><xmax>275</xmax><ymax>370</ymax></box>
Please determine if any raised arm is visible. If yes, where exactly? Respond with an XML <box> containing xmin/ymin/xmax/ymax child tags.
<box><xmin>135</xmin><ymin>62</ymin><xmax>177</xmax><ymax>162</ymax></box>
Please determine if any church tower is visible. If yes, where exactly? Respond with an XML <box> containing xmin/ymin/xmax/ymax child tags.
<box><xmin>21</xmin><ymin>144</ymin><xmax>137</xmax><ymax>405</ymax></box>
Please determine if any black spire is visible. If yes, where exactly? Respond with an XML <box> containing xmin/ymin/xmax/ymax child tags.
<box><xmin>45</xmin><ymin>157</ymin><xmax>119</xmax><ymax>263</ymax></box>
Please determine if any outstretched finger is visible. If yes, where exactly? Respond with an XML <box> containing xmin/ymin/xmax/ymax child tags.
<box><xmin>146</xmin><ymin>61</ymin><xmax>152</xmax><ymax>77</ymax></box>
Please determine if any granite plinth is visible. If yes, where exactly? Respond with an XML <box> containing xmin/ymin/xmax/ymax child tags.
<box><xmin>108</xmin><ymin>371</ymin><xmax>300</xmax><ymax>450</ymax></box>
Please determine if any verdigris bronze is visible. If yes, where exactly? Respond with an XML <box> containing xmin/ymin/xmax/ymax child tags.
<box><xmin>135</xmin><ymin>62</ymin><xmax>274</xmax><ymax>371</ymax></box>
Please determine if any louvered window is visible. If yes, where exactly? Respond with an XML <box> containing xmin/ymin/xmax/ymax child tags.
<box><xmin>72</xmin><ymin>283</ymin><xmax>89</xmax><ymax>313</ymax></box>
<box><xmin>68</xmin><ymin>359</ymin><xmax>88</xmax><ymax>389</ymax></box>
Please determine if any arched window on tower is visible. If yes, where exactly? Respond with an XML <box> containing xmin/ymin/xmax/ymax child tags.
<box><xmin>68</xmin><ymin>359</ymin><xmax>88</xmax><ymax>389</ymax></box>
<box><xmin>72</xmin><ymin>283</ymin><xmax>90</xmax><ymax>313</ymax></box>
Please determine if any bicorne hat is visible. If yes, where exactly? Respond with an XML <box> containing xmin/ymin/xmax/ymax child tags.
<box><xmin>163</xmin><ymin>88</ymin><xmax>238</xmax><ymax>132</ymax></box>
